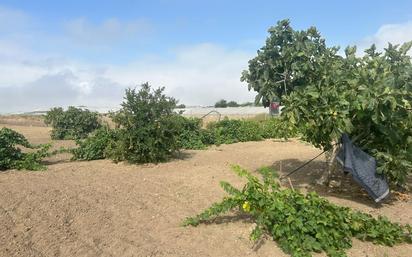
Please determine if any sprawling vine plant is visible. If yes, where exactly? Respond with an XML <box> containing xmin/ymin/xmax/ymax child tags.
<box><xmin>184</xmin><ymin>166</ymin><xmax>412</xmax><ymax>257</ymax></box>
<box><xmin>0</xmin><ymin>127</ymin><xmax>51</xmax><ymax>171</ymax></box>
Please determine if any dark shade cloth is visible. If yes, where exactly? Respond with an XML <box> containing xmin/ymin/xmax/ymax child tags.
<box><xmin>336</xmin><ymin>134</ymin><xmax>390</xmax><ymax>202</ymax></box>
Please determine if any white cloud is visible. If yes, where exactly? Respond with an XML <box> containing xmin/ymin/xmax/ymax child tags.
<box><xmin>4</xmin><ymin>4</ymin><xmax>411</xmax><ymax>115</ymax></box>
<box><xmin>0</xmin><ymin>41</ymin><xmax>255</xmax><ymax>113</ymax></box>
<box><xmin>64</xmin><ymin>17</ymin><xmax>152</xmax><ymax>46</ymax></box>
<box><xmin>0</xmin><ymin>5</ymin><xmax>31</xmax><ymax>33</ymax></box>
<box><xmin>103</xmin><ymin>43</ymin><xmax>255</xmax><ymax>106</ymax></box>
<box><xmin>0</xmin><ymin>5</ymin><xmax>256</xmax><ymax>113</ymax></box>
<box><xmin>357</xmin><ymin>21</ymin><xmax>412</xmax><ymax>53</ymax></box>
<box><xmin>0</xmin><ymin>70</ymin><xmax>125</xmax><ymax>113</ymax></box>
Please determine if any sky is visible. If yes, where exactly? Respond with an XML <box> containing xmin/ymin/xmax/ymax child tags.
<box><xmin>1</xmin><ymin>0</ymin><xmax>412</xmax><ymax>113</ymax></box>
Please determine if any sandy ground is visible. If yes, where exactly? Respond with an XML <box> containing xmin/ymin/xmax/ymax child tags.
<box><xmin>1</xmin><ymin>119</ymin><xmax>412</xmax><ymax>257</ymax></box>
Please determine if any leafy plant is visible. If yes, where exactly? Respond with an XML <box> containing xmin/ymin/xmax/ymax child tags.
<box><xmin>260</xmin><ymin>117</ymin><xmax>297</xmax><ymax>139</ymax></box>
<box><xmin>0</xmin><ymin>127</ymin><xmax>51</xmax><ymax>171</ymax></box>
<box><xmin>184</xmin><ymin>165</ymin><xmax>412</xmax><ymax>257</ymax></box>
<box><xmin>176</xmin><ymin>117</ymin><xmax>207</xmax><ymax>150</ymax></box>
<box><xmin>106</xmin><ymin>82</ymin><xmax>183</xmax><ymax>163</ymax></box>
<box><xmin>241</xmin><ymin>19</ymin><xmax>335</xmax><ymax>107</ymax></box>
<box><xmin>72</xmin><ymin>112</ymin><xmax>296</xmax><ymax>158</ymax></box>
<box><xmin>214</xmin><ymin>99</ymin><xmax>228</xmax><ymax>108</ymax></box>
<box><xmin>71</xmin><ymin>126</ymin><xmax>118</xmax><ymax>161</ymax></box>
<box><xmin>174</xmin><ymin>117</ymin><xmax>296</xmax><ymax>150</ymax></box>
<box><xmin>44</xmin><ymin>106</ymin><xmax>102</xmax><ymax>140</ymax></box>
<box><xmin>227</xmin><ymin>101</ymin><xmax>239</xmax><ymax>107</ymax></box>
<box><xmin>239</xmin><ymin>102</ymin><xmax>255</xmax><ymax>107</ymax></box>
<box><xmin>176</xmin><ymin>104</ymin><xmax>186</xmax><ymax>108</ymax></box>
<box><xmin>68</xmin><ymin>86</ymin><xmax>296</xmax><ymax>161</ymax></box>
<box><xmin>242</xmin><ymin>19</ymin><xmax>412</xmax><ymax>186</ymax></box>
<box><xmin>207</xmin><ymin>118</ymin><xmax>263</xmax><ymax>144</ymax></box>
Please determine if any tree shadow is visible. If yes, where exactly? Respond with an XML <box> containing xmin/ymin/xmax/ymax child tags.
<box><xmin>42</xmin><ymin>153</ymin><xmax>73</xmax><ymax>165</ymax></box>
<box><xmin>42</xmin><ymin>159</ymin><xmax>73</xmax><ymax>165</ymax></box>
<box><xmin>173</xmin><ymin>151</ymin><xmax>196</xmax><ymax>160</ymax></box>
<box><xmin>192</xmin><ymin>212</ymin><xmax>268</xmax><ymax>250</ymax></box>
<box><xmin>42</xmin><ymin>150</ymin><xmax>196</xmax><ymax>166</ymax></box>
<box><xmin>191</xmin><ymin>212</ymin><xmax>269</xmax><ymax>252</ymax></box>
<box><xmin>199</xmin><ymin>212</ymin><xmax>254</xmax><ymax>225</ymax></box>
<box><xmin>270</xmin><ymin>159</ymin><xmax>398</xmax><ymax>208</ymax></box>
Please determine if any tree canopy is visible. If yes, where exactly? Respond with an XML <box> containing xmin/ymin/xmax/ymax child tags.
<box><xmin>242</xmin><ymin>19</ymin><xmax>412</xmax><ymax>186</ymax></box>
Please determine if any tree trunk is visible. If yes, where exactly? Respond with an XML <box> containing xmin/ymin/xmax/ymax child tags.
<box><xmin>317</xmin><ymin>143</ymin><xmax>339</xmax><ymax>186</ymax></box>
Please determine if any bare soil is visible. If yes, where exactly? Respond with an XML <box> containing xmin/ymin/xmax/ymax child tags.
<box><xmin>1</xmin><ymin>118</ymin><xmax>411</xmax><ymax>257</ymax></box>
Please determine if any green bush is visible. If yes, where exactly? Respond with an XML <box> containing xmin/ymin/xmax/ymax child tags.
<box><xmin>207</xmin><ymin>118</ymin><xmax>263</xmax><ymax>144</ymax></box>
<box><xmin>67</xmin><ymin>87</ymin><xmax>295</xmax><ymax>162</ymax></box>
<box><xmin>176</xmin><ymin>117</ymin><xmax>207</xmax><ymax>150</ymax></box>
<box><xmin>71</xmin><ymin>113</ymin><xmax>296</xmax><ymax>159</ymax></box>
<box><xmin>175</xmin><ymin>117</ymin><xmax>297</xmax><ymax>150</ymax></box>
<box><xmin>185</xmin><ymin>165</ymin><xmax>412</xmax><ymax>257</ymax></box>
<box><xmin>44</xmin><ymin>106</ymin><xmax>102</xmax><ymax>140</ymax></box>
<box><xmin>106</xmin><ymin>83</ymin><xmax>183</xmax><ymax>163</ymax></box>
<box><xmin>0</xmin><ymin>127</ymin><xmax>51</xmax><ymax>171</ymax></box>
<box><xmin>71</xmin><ymin>127</ymin><xmax>118</xmax><ymax>161</ymax></box>
<box><xmin>227</xmin><ymin>101</ymin><xmax>239</xmax><ymax>107</ymax></box>
<box><xmin>261</xmin><ymin>117</ymin><xmax>298</xmax><ymax>139</ymax></box>
<box><xmin>214</xmin><ymin>99</ymin><xmax>228</xmax><ymax>108</ymax></box>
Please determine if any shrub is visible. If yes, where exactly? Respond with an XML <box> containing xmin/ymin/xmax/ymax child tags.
<box><xmin>44</xmin><ymin>106</ymin><xmax>102</xmax><ymax>140</ymax></box>
<box><xmin>261</xmin><ymin>117</ymin><xmax>297</xmax><ymax>139</ymax></box>
<box><xmin>227</xmin><ymin>101</ymin><xmax>239</xmax><ymax>107</ymax></box>
<box><xmin>0</xmin><ymin>127</ymin><xmax>51</xmax><ymax>171</ymax></box>
<box><xmin>184</xmin><ymin>165</ymin><xmax>412</xmax><ymax>257</ymax></box>
<box><xmin>176</xmin><ymin>117</ymin><xmax>296</xmax><ymax>149</ymax></box>
<box><xmin>239</xmin><ymin>102</ymin><xmax>254</xmax><ymax>107</ymax></box>
<box><xmin>206</xmin><ymin>118</ymin><xmax>295</xmax><ymax>145</ymax></box>
<box><xmin>208</xmin><ymin>118</ymin><xmax>263</xmax><ymax>144</ymax></box>
<box><xmin>71</xmin><ymin>127</ymin><xmax>118</xmax><ymax>161</ymax></box>
<box><xmin>214</xmin><ymin>99</ymin><xmax>228</xmax><ymax>108</ymax></box>
<box><xmin>71</xmin><ymin>113</ymin><xmax>296</xmax><ymax>157</ymax></box>
<box><xmin>106</xmin><ymin>83</ymin><xmax>183</xmax><ymax>163</ymax></box>
<box><xmin>176</xmin><ymin>117</ymin><xmax>207</xmax><ymax>150</ymax></box>
<box><xmin>68</xmin><ymin>87</ymin><xmax>295</xmax><ymax>161</ymax></box>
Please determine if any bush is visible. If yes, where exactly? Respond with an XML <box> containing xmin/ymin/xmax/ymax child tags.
<box><xmin>227</xmin><ymin>101</ymin><xmax>239</xmax><ymax>107</ymax></box>
<box><xmin>184</xmin><ymin>165</ymin><xmax>412</xmax><ymax>257</ymax></box>
<box><xmin>71</xmin><ymin>127</ymin><xmax>118</xmax><ymax>161</ymax></box>
<box><xmin>44</xmin><ymin>106</ymin><xmax>102</xmax><ymax>140</ymax></box>
<box><xmin>72</xmin><ymin>113</ymin><xmax>295</xmax><ymax>158</ymax></box>
<box><xmin>68</xmin><ymin>86</ymin><xmax>295</xmax><ymax>162</ymax></box>
<box><xmin>207</xmin><ymin>118</ymin><xmax>263</xmax><ymax>144</ymax></box>
<box><xmin>0</xmin><ymin>128</ymin><xmax>51</xmax><ymax>171</ymax></box>
<box><xmin>239</xmin><ymin>102</ymin><xmax>255</xmax><ymax>107</ymax></box>
<box><xmin>214</xmin><ymin>99</ymin><xmax>228</xmax><ymax>108</ymax></box>
<box><xmin>72</xmin><ymin>116</ymin><xmax>209</xmax><ymax>160</ymax></box>
<box><xmin>175</xmin><ymin>117</ymin><xmax>207</xmax><ymax>150</ymax></box>
<box><xmin>106</xmin><ymin>83</ymin><xmax>183</xmax><ymax>163</ymax></box>
<box><xmin>175</xmin><ymin>117</ymin><xmax>297</xmax><ymax>150</ymax></box>
<box><xmin>261</xmin><ymin>117</ymin><xmax>298</xmax><ymax>139</ymax></box>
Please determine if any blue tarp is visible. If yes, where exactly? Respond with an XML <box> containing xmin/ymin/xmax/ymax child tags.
<box><xmin>336</xmin><ymin>134</ymin><xmax>390</xmax><ymax>203</ymax></box>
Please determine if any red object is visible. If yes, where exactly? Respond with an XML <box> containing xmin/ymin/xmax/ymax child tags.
<box><xmin>270</xmin><ymin>102</ymin><xmax>280</xmax><ymax>110</ymax></box>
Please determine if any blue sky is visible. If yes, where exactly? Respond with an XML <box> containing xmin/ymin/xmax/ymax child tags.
<box><xmin>1</xmin><ymin>0</ymin><xmax>412</xmax><ymax>112</ymax></box>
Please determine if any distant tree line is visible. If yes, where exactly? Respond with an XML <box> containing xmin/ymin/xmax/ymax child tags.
<box><xmin>214</xmin><ymin>99</ymin><xmax>262</xmax><ymax>108</ymax></box>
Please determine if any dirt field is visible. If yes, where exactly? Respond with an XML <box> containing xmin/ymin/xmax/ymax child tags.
<box><xmin>1</xmin><ymin>118</ymin><xmax>412</xmax><ymax>257</ymax></box>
